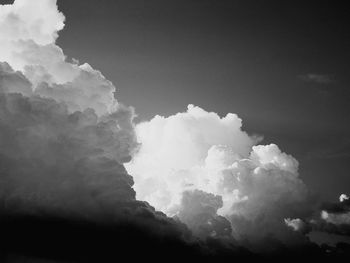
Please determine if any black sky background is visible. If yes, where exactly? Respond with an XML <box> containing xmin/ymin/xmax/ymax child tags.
<box><xmin>2</xmin><ymin>0</ymin><xmax>348</xmax><ymax>200</ymax></box>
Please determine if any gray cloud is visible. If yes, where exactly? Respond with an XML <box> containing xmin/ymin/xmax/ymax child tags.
<box><xmin>298</xmin><ymin>73</ymin><xmax>335</xmax><ymax>85</ymax></box>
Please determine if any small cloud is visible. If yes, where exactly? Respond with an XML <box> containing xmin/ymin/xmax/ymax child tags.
<box><xmin>340</xmin><ymin>194</ymin><xmax>349</xmax><ymax>203</ymax></box>
<box><xmin>298</xmin><ymin>74</ymin><xmax>335</xmax><ymax>85</ymax></box>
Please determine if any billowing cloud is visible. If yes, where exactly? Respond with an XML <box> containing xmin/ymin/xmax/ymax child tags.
<box><xmin>126</xmin><ymin>105</ymin><xmax>312</xmax><ymax>250</ymax></box>
<box><xmin>0</xmin><ymin>0</ymin><xmax>116</xmax><ymax>116</ymax></box>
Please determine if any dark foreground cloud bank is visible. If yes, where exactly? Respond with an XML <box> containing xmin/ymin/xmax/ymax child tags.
<box><xmin>0</xmin><ymin>0</ymin><xmax>350</xmax><ymax>262</ymax></box>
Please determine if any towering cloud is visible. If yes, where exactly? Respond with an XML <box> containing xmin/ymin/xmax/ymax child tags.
<box><xmin>0</xmin><ymin>0</ymin><xmax>138</xmax><ymax>215</ymax></box>
<box><xmin>126</xmin><ymin>105</ymin><xmax>312</xmax><ymax>249</ymax></box>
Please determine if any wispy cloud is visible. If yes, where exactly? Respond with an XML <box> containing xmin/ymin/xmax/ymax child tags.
<box><xmin>298</xmin><ymin>73</ymin><xmax>335</xmax><ymax>85</ymax></box>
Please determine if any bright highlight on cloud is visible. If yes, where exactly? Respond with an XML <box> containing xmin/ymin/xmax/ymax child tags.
<box><xmin>0</xmin><ymin>0</ymin><xmax>117</xmax><ymax>116</ymax></box>
<box><xmin>126</xmin><ymin>105</ymin><xmax>312</xmax><ymax>247</ymax></box>
<box><xmin>340</xmin><ymin>194</ymin><xmax>349</xmax><ymax>203</ymax></box>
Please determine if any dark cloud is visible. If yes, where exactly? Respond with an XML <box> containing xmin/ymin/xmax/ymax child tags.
<box><xmin>177</xmin><ymin>189</ymin><xmax>233</xmax><ymax>239</ymax></box>
<box><xmin>0</xmin><ymin>64</ymin><xmax>189</xmax><ymax>260</ymax></box>
<box><xmin>0</xmin><ymin>62</ymin><xmax>348</xmax><ymax>262</ymax></box>
<box><xmin>0</xmin><ymin>62</ymin><xmax>256</xmax><ymax>262</ymax></box>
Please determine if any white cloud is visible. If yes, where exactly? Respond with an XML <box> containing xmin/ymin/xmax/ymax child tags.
<box><xmin>126</xmin><ymin>105</ymin><xmax>310</xmax><ymax>247</ymax></box>
<box><xmin>340</xmin><ymin>194</ymin><xmax>349</xmax><ymax>202</ymax></box>
<box><xmin>0</xmin><ymin>0</ymin><xmax>117</xmax><ymax>116</ymax></box>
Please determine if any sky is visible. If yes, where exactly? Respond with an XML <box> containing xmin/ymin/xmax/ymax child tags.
<box><xmin>1</xmin><ymin>0</ymin><xmax>350</xmax><ymax>261</ymax></box>
<box><xmin>52</xmin><ymin>0</ymin><xmax>350</xmax><ymax>201</ymax></box>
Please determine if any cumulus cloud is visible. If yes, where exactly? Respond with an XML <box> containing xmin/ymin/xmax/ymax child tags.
<box><xmin>0</xmin><ymin>0</ymin><xmax>116</xmax><ymax>116</ymax></box>
<box><xmin>126</xmin><ymin>105</ymin><xmax>312</xmax><ymax>250</ymax></box>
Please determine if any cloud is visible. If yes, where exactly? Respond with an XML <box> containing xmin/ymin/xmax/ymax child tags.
<box><xmin>298</xmin><ymin>73</ymin><xmax>334</xmax><ymax>85</ymax></box>
<box><xmin>177</xmin><ymin>189</ymin><xmax>233</xmax><ymax>239</ymax></box>
<box><xmin>340</xmin><ymin>194</ymin><xmax>349</xmax><ymax>203</ymax></box>
<box><xmin>0</xmin><ymin>0</ymin><xmax>117</xmax><ymax>116</ymax></box>
<box><xmin>322</xmin><ymin>194</ymin><xmax>350</xmax><ymax>215</ymax></box>
<box><xmin>0</xmin><ymin>63</ymin><xmax>137</xmax><ymax>217</ymax></box>
<box><xmin>0</xmin><ymin>1</ymin><xmax>197</xmax><ymax>255</ymax></box>
<box><xmin>319</xmin><ymin>195</ymin><xmax>350</xmax><ymax>232</ymax></box>
<box><xmin>286</xmin><ymin>195</ymin><xmax>350</xmax><ymax>238</ymax></box>
<box><xmin>0</xmin><ymin>0</ymin><xmax>64</xmax><ymax>45</ymax></box>
<box><xmin>0</xmin><ymin>9</ymin><xmax>207</xmax><ymax>259</ymax></box>
<box><xmin>0</xmin><ymin>2</ymin><xmax>258</xmax><ymax>261</ymax></box>
<box><xmin>284</xmin><ymin>218</ymin><xmax>311</xmax><ymax>234</ymax></box>
<box><xmin>126</xmin><ymin>105</ymin><xmax>313</xmax><ymax>250</ymax></box>
<box><xmin>1</xmin><ymin>0</ymin><xmax>349</xmax><ymax>260</ymax></box>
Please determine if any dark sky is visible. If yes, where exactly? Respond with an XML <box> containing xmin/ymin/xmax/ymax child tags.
<box><xmin>52</xmin><ymin>0</ymin><xmax>349</xmax><ymax>201</ymax></box>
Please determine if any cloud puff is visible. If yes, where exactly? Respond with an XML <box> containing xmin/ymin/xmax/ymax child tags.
<box><xmin>0</xmin><ymin>0</ymin><xmax>64</xmax><ymax>45</ymax></box>
<box><xmin>340</xmin><ymin>194</ymin><xmax>349</xmax><ymax>203</ymax></box>
<box><xmin>0</xmin><ymin>0</ymin><xmax>117</xmax><ymax>116</ymax></box>
<box><xmin>126</xmin><ymin>105</ymin><xmax>312</xmax><ymax>250</ymax></box>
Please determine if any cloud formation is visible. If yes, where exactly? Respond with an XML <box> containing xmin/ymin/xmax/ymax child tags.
<box><xmin>126</xmin><ymin>105</ymin><xmax>313</xmax><ymax>250</ymax></box>
<box><xmin>0</xmin><ymin>0</ymin><xmax>139</xmax><ymax>216</ymax></box>
<box><xmin>1</xmin><ymin>0</ymin><xmax>349</xmax><ymax>260</ymax></box>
